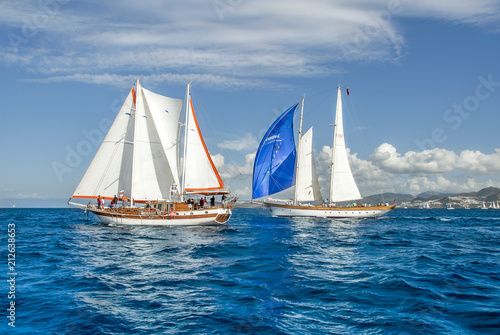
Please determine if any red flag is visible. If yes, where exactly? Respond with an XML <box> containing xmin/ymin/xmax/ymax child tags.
<box><xmin>347</xmin><ymin>88</ymin><xmax>350</xmax><ymax>95</ymax></box>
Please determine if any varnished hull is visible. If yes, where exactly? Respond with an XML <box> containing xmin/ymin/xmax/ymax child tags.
<box><xmin>88</xmin><ymin>206</ymin><xmax>231</xmax><ymax>226</ymax></box>
<box><xmin>266</xmin><ymin>202</ymin><xmax>395</xmax><ymax>218</ymax></box>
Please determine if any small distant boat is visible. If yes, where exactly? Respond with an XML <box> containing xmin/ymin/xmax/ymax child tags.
<box><xmin>69</xmin><ymin>80</ymin><xmax>232</xmax><ymax>225</ymax></box>
<box><xmin>464</xmin><ymin>203</ymin><xmax>470</xmax><ymax>209</ymax></box>
<box><xmin>446</xmin><ymin>203</ymin><xmax>454</xmax><ymax>210</ymax></box>
<box><xmin>252</xmin><ymin>86</ymin><xmax>395</xmax><ymax>218</ymax></box>
<box><xmin>482</xmin><ymin>201</ymin><xmax>488</xmax><ymax>209</ymax></box>
<box><xmin>12</xmin><ymin>204</ymin><xmax>16</xmax><ymax>208</ymax></box>
<box><xmin>420</xmin><ymin>202</ymin><xmax>430</xmax><ymax>209</ymax></box>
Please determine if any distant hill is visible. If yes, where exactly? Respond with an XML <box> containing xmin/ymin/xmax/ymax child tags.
<box><xmin>363</xmin><ymin>192</ymin><xmax>413</xmax><ymax>204</ymax></box>
<box><xmin>459</xmin><ymin>186</ymin><xmax>500</xmax><ymax>201</ymax></box>
<box><xmin>415</xmin><ymin>191</ymin><xmax>454</xmax><ymax>199</ymax></box>
<box><xmin>364</xmin><ymin>186</ymin><xmax>500</xmax><ymax>208</ymax></box>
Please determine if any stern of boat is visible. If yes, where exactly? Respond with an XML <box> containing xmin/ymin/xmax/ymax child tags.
<box><xmin>215</xmin><ymin>207</ymin><xmax>232</xmax><ymax>223</ymax></box>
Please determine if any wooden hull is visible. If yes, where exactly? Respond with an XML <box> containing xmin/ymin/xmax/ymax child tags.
<box><xmin>265</xmin><ymin>202</ymin><xmax>396</xmax><ymax>218</ymax></box>
<box><xmin>86</xmin><ymin>205</ymin><xmax>231</xmax><ymax>226</ymax></box>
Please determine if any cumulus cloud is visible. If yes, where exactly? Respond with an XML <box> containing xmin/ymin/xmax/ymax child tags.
<box><xmin>457</xmin><ymin>148</ymin><xmax>500</xmax><ymax>173</ymax></box>
<box><xmin>210</xmin><ymin>140</ymin><xmax>500</xmax><ymax>198</ymax></box>
<box><xmin>212</xmin><ymin>152</ymin><xmax>255</xmax><ymax>180</ymax></box>
<box><xmin>311</xmin><ymin>143</ymin><xmax>500</xmax><ymax>196</ymax></box>
<box><xmin>217</xmin><ymin>133</ymin><xmax>259</xmax><ymax>152</ymax></box>
<box><xmin>369</xmin><ymin>143</ymin><xmax>458</xmax><ymax>174</ymax></box>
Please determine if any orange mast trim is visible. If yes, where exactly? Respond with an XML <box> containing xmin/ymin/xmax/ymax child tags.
<box><xmin>131</xmin><ymin>87</ymin><xmax>136</xmax><ymax>106</ymax></box>
<box><xmin>188</xmin><ymin>97</ymin><xmax>225</xmax><ymax>191</ymax></box>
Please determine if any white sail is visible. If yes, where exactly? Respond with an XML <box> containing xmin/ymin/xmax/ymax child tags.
<box><xmin>182</xmin><ymin>86</ymin><xmax>227</xmax><ymax>194</ymax></box>
<box><xmin>296</xmin><ymin>127</ymin><xmax>322</xmax><ymax>202</ymax></box>
<box><xmin>329</xmin><ymin>86</ymin><xmax>362</xmax><ymax>202</ymax></box>
<box><xmin>142</xmin><ymin>86</ymin><xmax>183</xmax><ymax>198</ymax></box>
<box><xmin>131</xmin><ymin>80</ymin><xmax>183</xmax><ymax>202</ymax></box>
<box><xmin>72</xmin><ymin>88</ymin><xmax>136</xmax><ymax>201</ymax></box>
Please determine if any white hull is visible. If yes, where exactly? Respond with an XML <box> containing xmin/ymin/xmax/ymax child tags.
<box><xmin>89</xmin><ymin>207</ymin><xmax>231</xmax><ymax>226</ymax></box>
<box><xmin>266</xmin><ymin>203</ymin><xmax>395</xmax><ymax>218</ymax></box>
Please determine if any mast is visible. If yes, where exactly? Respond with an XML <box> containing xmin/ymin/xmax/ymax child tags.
<box><xmin>180</xmin><ymin>83</ymin><xmax>190</xmax><ymax>202</ymax></box>
<box><xmin>293</xmin><ymin>97</ymin><xmax>305</xmax><ymax>205</ymax></box>
<box><xmin>130</xmin><ymin>78</ymin><xmax>140</xmax><ymax>207</ymax></box>
<box><xmin>329</xmin><ymin>86</ymin><xmax>339</xmax><ymax>203</ymax></box>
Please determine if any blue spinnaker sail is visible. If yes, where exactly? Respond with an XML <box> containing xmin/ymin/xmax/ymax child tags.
<box><xmin>252</xmin><ymin>103</ymin><xmax>299</xmax><ymax>199</ymax></box>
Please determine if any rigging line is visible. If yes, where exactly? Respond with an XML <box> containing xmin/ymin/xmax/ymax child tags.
<box><xmin>218</xmin><ymin>140</ymin><xmax>243</xmax><ymax>177</ymax></box>
<box><xmin>93</xmin><ymin>140</ymin><xmax>121</xmax><ymax>196</ymax></box>
<box><xmin>190</xmin><ymin>87</ymin><xmax>246</xmax><ymax>175</ymax></box>
<box><xmin>344</xmin><ymin>89</ymin><xmax>369</xmax><ymax>157</ymax></box>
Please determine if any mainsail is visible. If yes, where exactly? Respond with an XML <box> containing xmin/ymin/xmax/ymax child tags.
<box><xmin>252</xmin><ymin>103</ymin><xmax>299</xmax><ymax>199</ymax></box>
<box><xmin>329</xmin><ymin>87</ymin><xmax>362</xmax><ymax>202</ymax></box>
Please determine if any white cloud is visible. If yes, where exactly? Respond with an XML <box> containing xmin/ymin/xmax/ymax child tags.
<box><xmin>2</xmin><ymin>0</ymin><xmax>499</xmax><ymax>87</ymax></box>
<box><xmin>217</xmin><ymin>133</ymin><xmax>259</xmax><ymax>152</ymax></box>
<box><xmin>310</xmin><ymin>143</ymin><xmax>500</xmax><ymax>196</ymax></box>
<box><xmin>210</xmin><ymin>139</ymin><xmax>500</xmax><ymax>198</ymax></box>
<box><xmin>212</xmin><ymin>152</ymin><xmax>255</xmax><ymax>180</ymax></box>
<box><xmin>457</xmin><ymin>148</ymin><xmax>500</xmax><ymax>174</ymax></box>
<box><xmin>232</xmin><ymin>186</ymin><xmax>251</xmax><ymax>199</ymax></box>
<box><xmin>369</xmin><ymin>143</ymin><xmax>458</xmax><ymax>174</ymax></box>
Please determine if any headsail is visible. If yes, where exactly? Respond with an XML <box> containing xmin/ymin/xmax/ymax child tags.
<box><xmin>330</xmin><ymin>87</ymin><xmax>362</xmax><ymax>202</ymax></box>
<box><xmin>296</xmin><ymin>127</ymin><xmax>322</xmax><ymax>202</ymax></box>
<box><xmin>182</xmin><ymin>85</ymin><xmax>228</xmax><ymax>195</ymax></box>
<box><xmin>252</xmin><ymin>103</ymin><xmax>298</xmax><ymax>199</ymax></box>
<box><xmin>72</xmin><ymin>88</ymin><xmax>136</xmax><ymax>201</ymax></box>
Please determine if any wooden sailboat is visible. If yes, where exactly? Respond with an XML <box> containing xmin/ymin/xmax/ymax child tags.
<box><xmin>68</xmin><ymin>80</ymin><xmax>232</xmax><ymax>225</ymax></box>
<box><xmin>252</xmin><ymin>86</ymin><xmax>395</xmax><ymax>218</ymax></box>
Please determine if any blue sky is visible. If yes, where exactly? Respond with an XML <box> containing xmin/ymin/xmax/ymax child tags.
<box><xmin>1</xmin><ymin>0</ymin><xmax>500</xmax><ymax>204</ymax></box>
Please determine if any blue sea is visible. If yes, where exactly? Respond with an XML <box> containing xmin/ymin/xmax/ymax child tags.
<box><xmin>1</xmin><ymin>207</ymin><xmax>499</xmax><ymax>334</ymax></box>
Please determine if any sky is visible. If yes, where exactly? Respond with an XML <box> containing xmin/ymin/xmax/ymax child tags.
<box><xmin>1</xmin><ymin>0</ymin><xmax>500</xmax><ymax>205</ymax></box>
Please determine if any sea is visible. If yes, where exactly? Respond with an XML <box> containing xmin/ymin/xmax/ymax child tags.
<box><xmin>1</xmin><ymin>207</ymin><xmax>499</xmax><ymax>334</ymax></box>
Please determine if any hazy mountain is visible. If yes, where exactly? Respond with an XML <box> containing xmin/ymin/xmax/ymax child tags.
<box><xmin>363</xmin><ymin>192</ymin><xmax>413</xmax><ymax>204</ymax></box>
<box><xmin>415</xmin><ymin>191</ymin><xmax>454</xmax><ymax>199</ymax></box>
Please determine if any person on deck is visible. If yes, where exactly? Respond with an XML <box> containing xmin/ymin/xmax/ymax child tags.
<box><xmin>111</xmin><ymin>195</ymin><xmax>118</xmax><ymax>208</ymax></box>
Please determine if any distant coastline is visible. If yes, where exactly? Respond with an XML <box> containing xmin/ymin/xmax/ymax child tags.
<box><xmin>2</xmin><ymin>186</ymin><xmax>499</xmax><ymax>209</ymax></box>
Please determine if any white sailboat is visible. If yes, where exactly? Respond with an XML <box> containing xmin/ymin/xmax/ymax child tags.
<box><xmin>420</xmin><ymin>202</ymin><xmax>431</xmax><ymax>209</ymax></box>
<box><xmin>68</xmin><ymin>80</ymin><xmax>232</xmax><ymax>225</ymax></box>
<box><xmin>252</xmin><ymin>86</ymin><xmax>395</xmax><ymax>218</ymax></box>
